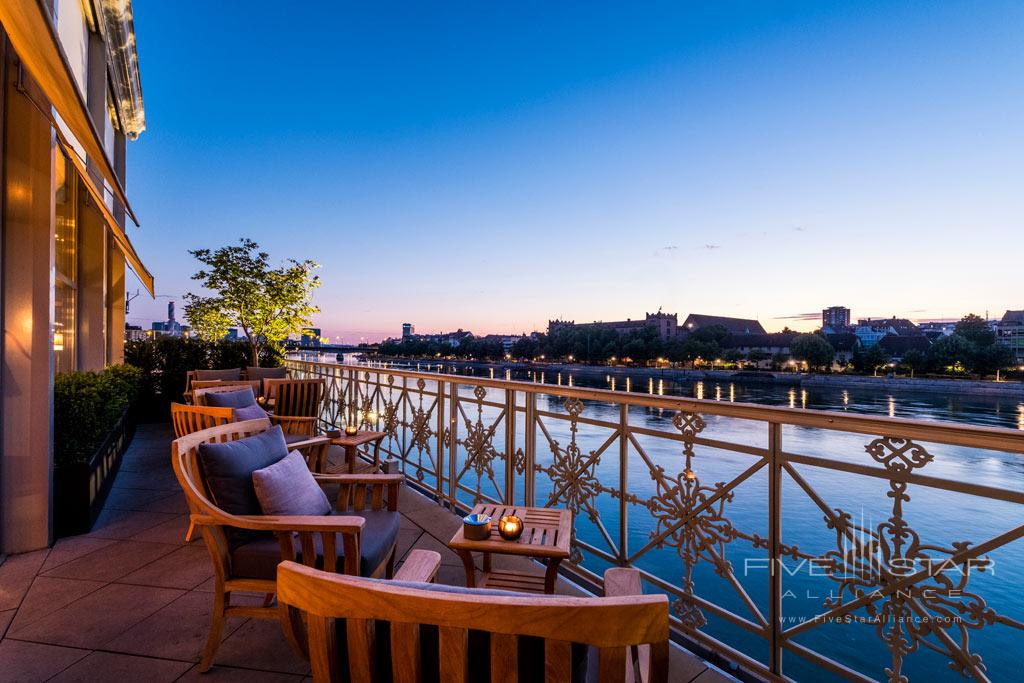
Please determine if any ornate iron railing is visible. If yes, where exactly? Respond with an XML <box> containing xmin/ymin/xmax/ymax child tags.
<box><xmin>285</xmin><ymin>359</ymin><xmax>1024</xmax><ymax>682</ymax></box>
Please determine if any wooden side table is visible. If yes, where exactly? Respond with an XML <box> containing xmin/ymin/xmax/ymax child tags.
<box><xmin>327</xmin><ymin>430</ymin><xmax>386</xmax><ymax>473</ymax></box>
<box><xmin>448</xmin><ymin>504</ymin><xmax>572</xmax><ymax>594</ymax></box>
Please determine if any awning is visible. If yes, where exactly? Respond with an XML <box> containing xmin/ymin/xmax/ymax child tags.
<box><xmin>0</xmin><ymin>0</ymin><xmax>138</xmax><ymax>225</ymax></box>
<box><xmin>58</xmin><ymin>136</ymin><xmax>154</xmax><ymax>296</ymax></box>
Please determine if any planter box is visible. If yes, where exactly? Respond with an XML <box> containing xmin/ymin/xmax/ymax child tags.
<box><xmin>53</xmin><ymin>407</ymin><xmax>136</xmax><ymax>537</ymax></box>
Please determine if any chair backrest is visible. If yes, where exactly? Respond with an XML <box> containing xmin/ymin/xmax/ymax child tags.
<box><xmin>171</xmin><ymin>418</ymin><xmax>274</xmax><ymax>581</ymax></box>
<box><xmin>270</xmin><ymin>379</ymin><xmax>325</xmax><ymax>419</ymax></box>
<box><xmin>170</xmin><ymin>403</ymin><xmax>235</xmax><ymax>439</ymax></box>
<box><xmin>192</xmin><ymin>380</ymin><xmax>263</xmax><ymax>406</ymax></box>
<box><xmin>277</xmin><ymin>561</ymin><xmax>670</xmax><ymax>683</ymax></box>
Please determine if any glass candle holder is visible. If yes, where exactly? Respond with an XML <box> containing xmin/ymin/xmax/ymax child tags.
<box><xmin>344</xmin><ymin>425</ymin><xmax>358</xmax><ymax>436</ymax></box>
<box><xmin>497</xmin><ymin>515</ymin><xmax>524</xmax><ymax>541</ymax></box>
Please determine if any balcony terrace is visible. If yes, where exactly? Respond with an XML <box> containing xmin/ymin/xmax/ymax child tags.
<box><xmin>2</xmin><ymin>360</ymin><xmax>1023</xmax><ymax>682</ymax></box>
<box><xmin>0</xmin><ymin>422</ymin><xmax>726</xmax><ymax>681</ymax></box>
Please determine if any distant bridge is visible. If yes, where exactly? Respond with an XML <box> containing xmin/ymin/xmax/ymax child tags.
<box><xmin>284</xmin><ymin>343</ymin><xmax>379</xmax><ymax>354</ymax></box>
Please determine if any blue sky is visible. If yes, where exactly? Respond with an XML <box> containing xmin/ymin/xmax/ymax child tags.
<box><xmin>125</xmin><ymin>1</ymin><xmax>1023</xmax><ymax>341</ymax></box>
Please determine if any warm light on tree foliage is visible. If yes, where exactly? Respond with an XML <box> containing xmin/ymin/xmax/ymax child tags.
<box><xmin>184</xmin><ymin>238</ymin><xmax>321</xmax><ymax>366</ymax></box>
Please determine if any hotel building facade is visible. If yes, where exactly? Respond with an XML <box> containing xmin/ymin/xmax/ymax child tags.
<box><xmin>0</xmin><ymin>0</ymin><xmax>152</xmax><ymax>553</ymax></box>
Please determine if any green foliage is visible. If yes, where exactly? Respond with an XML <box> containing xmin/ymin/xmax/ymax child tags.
<box><xmin>54</xmin><ymin>365</ymin><xmax>141</xmax><ymax>466</ymax></box>
<box><xmin>790</xmin><ymin>334</ymin><xmax>835</xmax><ymax>371</ymax></box>
<box><xmin>852</xmin><ymin>344</ymin><xmax>891</xmax><ymax>373</ymax></box>
<box><xmin>185</xmin><ymin>238</ymin><xmax>321</xmax><ymax>366</ymax></box>
<box><xmin>125</xmin><ymin>336</ymin><xmax>282</xmax><ymax>416</ymax></box>
<box><xmin>899</xmin><ymin>348</ymin><xmax>928</xmax><ymax>377</ymax></box>
<box><xmin>510</xmin><ymin>336</ymin><xmax>540</xmax><ymax>359</ymax></box>
<box><xmin>971</xmin><ymin>340</ymin><xmax>1015</xmax><ymax>377</ymax></box>
<box><xmin>954</xmin><ymin>313</ymin><xmax>996</xmax><ymax>347</ymax></box>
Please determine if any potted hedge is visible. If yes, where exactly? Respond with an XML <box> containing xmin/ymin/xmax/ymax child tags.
<box><xmin>53</xmin><ymin>364</ymin><xmax>141</xmax><ymax>536</ymax></box>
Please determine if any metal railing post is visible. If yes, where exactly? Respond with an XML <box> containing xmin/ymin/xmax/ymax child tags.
<box><xmin>768</xmin><ymin>421</ymin><xmax>783</xmax><ymax>675</ymax></box>
<box><xmin>448</xmin><ymin>381</ymin><xmax>459</xmax><ymax>507</ymax></box>
<box><xmin>525</xmin><ymin>390</ymin><xmax>537</xmax><ymax>506</ymax></box>
<box><xmin>505</xmin><ymin>387</ymin><xmax>516</xmax><ymax>504</ymax></box>
<box><xmin>435</xmin><ymin>379</ymin><xmax>446</xmax><ymax>503</ymax></box>
<box><xmin>619</xmin><ymin>403</ymin><xmax>629</xmax><ymax>565</ymax></box>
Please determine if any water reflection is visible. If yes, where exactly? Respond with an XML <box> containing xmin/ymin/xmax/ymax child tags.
<box><xmin>327</xmin><ymin>354</ymin><xmax>1024</xmax><ymax>431</ymax></box>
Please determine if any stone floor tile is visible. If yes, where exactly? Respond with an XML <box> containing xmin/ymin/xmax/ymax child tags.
<box><xmin>87</xmin><ymin>508</ymin><xmax>181</xmax><ymax>540</ymax></box>
<box><xmin>8</xmin><ymin>576</ymin><xmax>106</xmax><ymax>631</ymax></box>
<box><xmin>395</xmin><ymin>527</ymin><xmax>422</xmax><ymax>561</ymax></box>
<box><xmin>47</xmin><ymin>650</ymin><xmax>191</xmax><ymax>682</ymax></box>
<box><xmin>39</xmin><ymin>536</ymin><xmax>115</xmax><ymax>573</ymax></box>
<box><xmin>9</xmin><ymin>582</ymin><xmax>184</xmax><ymax>649</ymax></box>
<box><xmin>101</xmin><ymin>590</ymin><xmax>251</xmax><ymax>662</ymax></box>
<box><xmin>136</xmin><ymin>492</ymin><xmax>189</xmax><ymax>514</ymax></box>
<box><xmin>42</xmin><ymin>538</ymin><xmax>179</xmax><ymax>582</ymax></box>
<box><xmin>117</xmin><ymin>544</ymin><xmax>213</xmax><ymax>590</ymax></box>
<box><xmin>689</xmin><ymin>666</ymin><xmax>736</xmax><ymax>682</ymax></box>
<box><xmin>0</xmin><ymin>639</ymin><xmax>89</xmax><ymax>682</ymax></box>
<box><xmin>407</xmin><ymin>531</ymin><xmax>465</xmax><ymax>567</ymax></box>
<box><xmin>0</xmin><ymin>550</ymin><xmax>49</xmax><ymax>611</ymax></box>
<box><xmin>129</xmin><ymin>514</ymin><xmax>194</xmax><ymax>545</ymax></box>
<box><xmin>109</xmin><ymin>469</ymin><xmax>181</xmax><ymax>491</ymax></box>
<box><xmin>214</xmin><ymin>618</ymin><xmax>310</xmax><ymax>675</ymax></box>
<box><xmin>0</xmin><ymin>608</ymin><xmax>14</xmax><ymax>636</ymax></box>
<box><xmin>177</xmin><ymin>663</ymin><xmax>305</xmax><ymax>682</ymax></box>
<box><xmin>104</xmin><ymin>486</ymin><xmax>177</xmax><ymax>512</ymax></box>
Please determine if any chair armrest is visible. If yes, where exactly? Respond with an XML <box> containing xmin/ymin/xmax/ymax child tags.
<box><xmin>270</xmin><ymin>415</ymin><xmax>317</xmax><ymax>435</ymax></box>
<box><xmin>191</xmin><ymin>512</ymin><xmax>366</xmax><ymax>534</ymax></box>
<box><xmin>394</xmin><ymin>550</ymin><xmax>441</xmax><ymax>583</ymax></box>
<box><xmin>288</xmin><ymin>434</ymin><xmax>332</xmax><ymax>450</ymax></box>
<box><xmin>312</xmin><ymin>473</ymin><xmax>405</xmax><ymax>485</ymax></box>
<box><xmin>604</xmin><ymin>567</ymin><xmax>644</xmax><ymax>597</ymax></box>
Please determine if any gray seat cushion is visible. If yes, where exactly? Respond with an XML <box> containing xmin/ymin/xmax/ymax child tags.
<box><xmin>230</xmin><ymin>509</ymin><xmax>400</xmax><ymax>580</ymax></box>
<box><xmin>205</xmin><ymin>387</ymin><xmax>258</xmax><ymax>409</ymax></box>
<box><xmin>284</xmin><ymin>432</ymin><xmax>315</xmax><ymax>445</ymax></box>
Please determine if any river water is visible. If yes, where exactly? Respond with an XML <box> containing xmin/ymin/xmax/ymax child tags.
<box><xmin>293</xmin><ymin>354</ymin><xmax>1024</xmax><ymax>681</ymax></box>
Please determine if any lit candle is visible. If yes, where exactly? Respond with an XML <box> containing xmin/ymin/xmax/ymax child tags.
<box><xmin>498</xmin><ymin>515</ymin><xmax>524</xmax><ymax>541</ymax></box>
<box><xmin>345</xmin><ymin>425</ymin><xmax>358</xmax><ymax>436</ymax></box>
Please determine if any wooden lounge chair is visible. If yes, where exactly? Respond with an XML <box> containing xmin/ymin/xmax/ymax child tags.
<box><xmin>277</xmin><ymin>562</ymin><xmax>669</xmax><ymax>683</ymax></box>
<box><xmin>193</xmin><ymin>382</ymin><xmax>330</xmax><ymax>471</ymax></box>
<box><xmin>172</xmin><ymin>419</ymin><xmax>421</xmax><ymax>672</ymax></box>
<box><xmin>170</xmin><ymin>403</ymin><xmax>234</xmax><ymax>542</ymax></box>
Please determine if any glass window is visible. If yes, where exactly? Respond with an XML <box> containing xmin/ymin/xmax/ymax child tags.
<box><xmin>54</xmin><ymin>151</ymin><xmax>77</xmax><ymax>372</ymax></box>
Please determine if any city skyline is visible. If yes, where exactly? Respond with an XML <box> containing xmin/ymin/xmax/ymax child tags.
<box><xmin>125</xmin><ymin>1</ymin><xmax>1024</xmax><ymax>341</ymax></box>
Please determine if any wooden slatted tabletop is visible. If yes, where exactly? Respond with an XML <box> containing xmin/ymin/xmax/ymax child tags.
<box><xmin>448</xmin><ymin>504</ymin><xmax>572</xmax><ymax>594</ymax></box>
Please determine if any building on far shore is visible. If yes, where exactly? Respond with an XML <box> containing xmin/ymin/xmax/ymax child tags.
<box><xmin>998</xmin><ymin>310</ymin><xmax>1024</xmax><ymax>363</ymax></box>
<box><xmin>402</xmin><ymin>322</ymin><xmax>415</xmax><ymax>338</ymax></box>
<box><xmin>549</xmin><ymin>311</ymin><xmax>680</xmax><ymax>341</ymax></box>
<box><xmin>681</xmin><ymin>313</ymin><xmax>766</xmax><ymax>335</ymax></box>
<box><xmin>822</xmin><ymin>306</ymin><xmax>851</xmax><ymax>332</ymax></box>
<box><xmin>854</xmin><ymin>317</ymin><xmax>920</xmax><ymax>348</ymax></box>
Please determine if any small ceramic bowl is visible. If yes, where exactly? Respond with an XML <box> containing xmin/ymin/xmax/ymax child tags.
<box><xmin>462</xmin><ymin>513</ymin><xmax>492</xmax><ymax>541</ymax></box>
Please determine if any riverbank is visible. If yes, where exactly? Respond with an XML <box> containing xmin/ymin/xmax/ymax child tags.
<box><xmin>357</xmin><ymin>356</ymin><xmax>1024</xmax><ymax>398</ymax></box>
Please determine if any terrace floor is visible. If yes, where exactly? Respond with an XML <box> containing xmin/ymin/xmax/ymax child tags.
<box><xmin>0</xmin><ymin>424</ymin><xmax>732</xmax><ymax>682</ymax></box>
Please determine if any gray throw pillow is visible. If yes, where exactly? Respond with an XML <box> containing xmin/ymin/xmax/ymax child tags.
<box><xmin>252</xmin><ymin>450</ymin><xmax>331</xmax><ymax>516</ymax></box>
<box><xmin>197</xmin><ymin>425</ymin><xmax>289</xmax><ymax>516</ymax></box>
<box><xmin>205</xmin><ymin>387</ymin><xmax>257</xmax><ymax>409</ymax></box>
<box><xmin>234</xmin><ymin>404</ymin><xmax>269</xmax><ymax>421</ymax></box>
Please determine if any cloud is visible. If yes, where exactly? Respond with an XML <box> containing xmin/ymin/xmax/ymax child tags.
<box><xmin>654</xmin><ymin>245</ymin><xmax>679</xmax><ymax>257</ymax></box>
<box><xmin>773</xmin><ymin>312</ymin><xmax>822</xmax><ymax>321</ymax></box>
<box><xmin>704</xmin><ymin>244</ymin><xmax>721</xmax><ymax>250</ymax></box>
<box><xmin>793</xmin><ymin>226</ymin><xmax>807</xmax><ymax>232</ymax></box>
